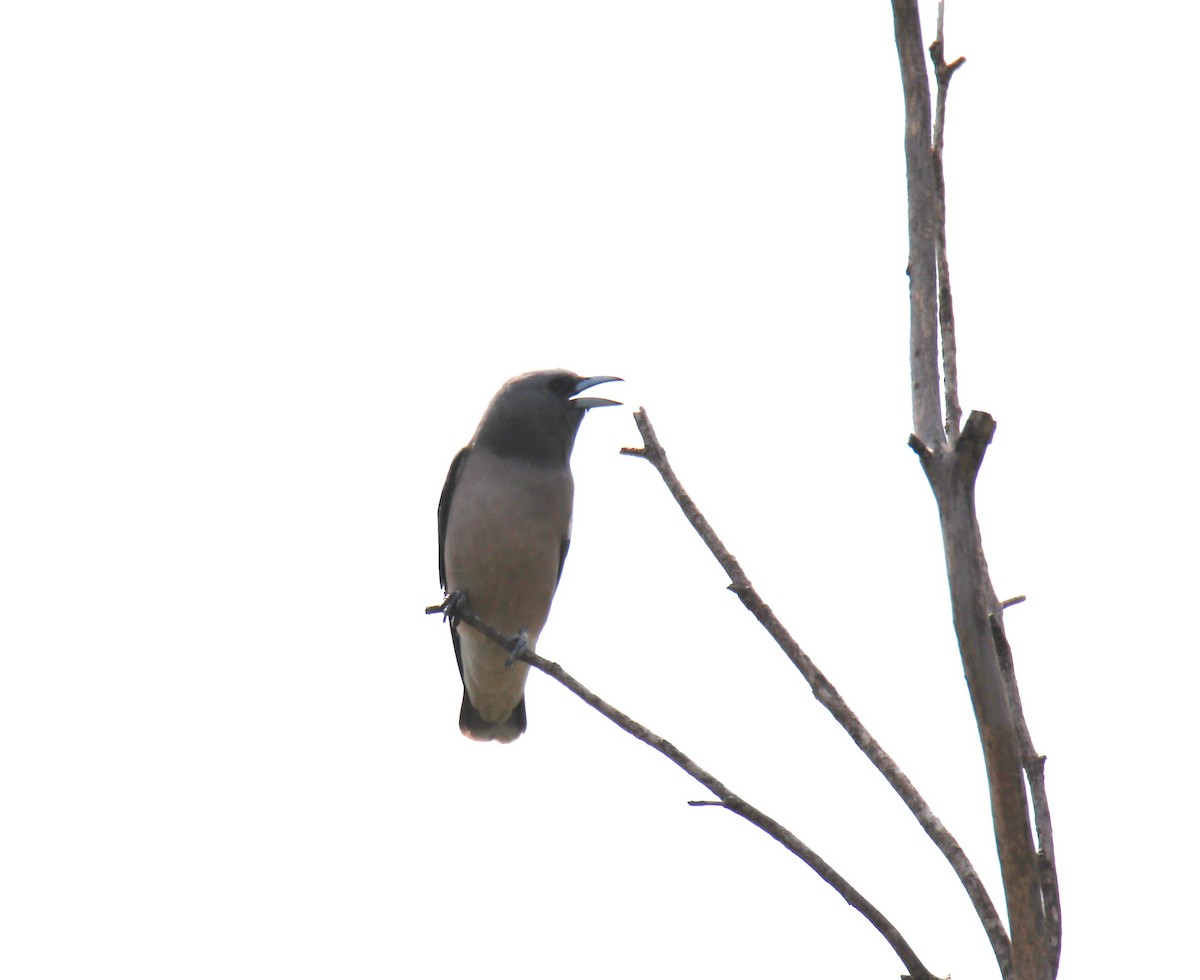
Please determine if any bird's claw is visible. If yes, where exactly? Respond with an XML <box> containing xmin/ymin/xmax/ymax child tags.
<box><xmin>439</xmin><ymin>590</ymin><xmax>467</xmax><ymax>623</ymax></box>
<box><xmin>505</xmin><ymin>628</ymin><xmax>531</xmax><ymax>668</ymax></box>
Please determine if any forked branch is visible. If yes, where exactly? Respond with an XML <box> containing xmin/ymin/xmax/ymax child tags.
<box><xmin>891</xmin><ymin>2</ymin><xmax>1058</xmax><ymax>977</ymax></box>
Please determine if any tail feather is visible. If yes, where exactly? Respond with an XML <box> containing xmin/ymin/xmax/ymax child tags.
<box><xmin>459</xmin><ymin>690</ymin><xmax>527</xmax><ymax>743</ymax></box>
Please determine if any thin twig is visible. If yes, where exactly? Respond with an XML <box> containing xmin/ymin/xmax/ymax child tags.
<box><xmin>622</xmin><ymin>408</ymin><xmax>1012</xmax><ymax>977</ymax></box>
<box><xmin>930</xmin><ymin>0</ymin><xmax>966</xmax><ymax>443</ymax></box>
<box><xmin>931</xmin><ymin>1</ymin><xmax>967</xmax><ymax>158</ymax></box>
<box><xmin>426</xmin><ymin>596</ymin><xmax>943</xmax><ymax>980</ymax></box>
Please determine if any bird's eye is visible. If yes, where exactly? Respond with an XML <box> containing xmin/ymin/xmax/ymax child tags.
<box><xmin>547</xmin><ymin>375</ymin><xmax>574</xmax><ymax>397</ymax></box>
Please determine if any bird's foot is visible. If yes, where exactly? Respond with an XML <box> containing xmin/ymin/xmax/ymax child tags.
<box><xmin>504</xmin><ymin>628</ymin><xmax>531</xmax><ymax>668</ymax></box>
<box><xmin>432</xmin><ymin>590</ymin><xmax>467</xmax><ymax>623</ymax></box>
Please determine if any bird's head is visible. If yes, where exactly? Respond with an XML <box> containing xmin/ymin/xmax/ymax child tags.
<box><xmin>473</xmin><ymin>370</ymin><xmax>622</xmax><ymax>464</ymax></box>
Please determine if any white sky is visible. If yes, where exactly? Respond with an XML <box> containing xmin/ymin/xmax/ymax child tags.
<box><xmin>2</xmin><ymin>2</ymin><xmax>1197</xmax><ymax>977</ymax></box>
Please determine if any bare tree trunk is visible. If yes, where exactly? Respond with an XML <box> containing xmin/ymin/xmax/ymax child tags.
<box><xmin>889</xmin><ymin>3</ymin><xmax>1055</xmax><ymax>978</ymax></box>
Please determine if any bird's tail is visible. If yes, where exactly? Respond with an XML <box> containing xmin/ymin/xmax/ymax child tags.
<box><xmin>459</xmin><ymin>691</ymin><xmax>527</xmax><ymax>744</ymax></box>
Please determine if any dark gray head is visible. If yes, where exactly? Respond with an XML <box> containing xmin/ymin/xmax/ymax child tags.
<box><xmin>472</xmin><ymin>370</ymin><xmax>622</xmax><ymax>464</ymax></box>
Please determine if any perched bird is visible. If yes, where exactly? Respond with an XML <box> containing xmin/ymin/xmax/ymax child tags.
<box><xmin>438</xmin><ymin>370</ymin><xmax>622</xmax><ymax>742</ymax></box>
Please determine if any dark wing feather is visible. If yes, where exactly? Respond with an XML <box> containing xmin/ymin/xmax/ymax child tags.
<box><xmin>557</xmin><ymin>536</ymin><xmax>570</xmax><ymax>585</ymax></box>
<box><xmin>437</xmin><ymin>447</ymin><xmax>470</xmax><ymax>591</ymax></box>
<box><xmin>438</xmin><ymin>448</ymin><xmax>471</xmax><ymax>683</ymax></box>
<box><xmin>450</xmin><ymin>621</ymin><xmax>466</xmax><ymax>682</ymax></box>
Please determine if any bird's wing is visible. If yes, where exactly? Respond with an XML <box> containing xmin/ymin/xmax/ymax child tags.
<box><xmin>438</xmin><ymin>447</ymin><xmax>471</xmax><ymax>683</ymax></box>
<box><xmin>557</xmin><ymin>534</ymin><xmax>570</xmax><ymax>585</ymax></box>
<box><xmin>437</xmin><ymin>446</ymin><xmax>470</xmax><ymax>592</ymax></box>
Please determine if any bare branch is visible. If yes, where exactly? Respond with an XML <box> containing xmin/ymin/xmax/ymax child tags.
<box><xmin>890</xmin><ymin>0</ymin><xmax>943</xmax><ymax>447</ymax></box>
<box><xmin>991</xmin><ymin>616</ymin><xmax>1062</xmax><ymax>974</ymax></box>
<box><xmin>930</xmin><ymin>2</ymin><xmax>965</xmax><ymax>443</ymax></box>
<box><xmin>893</xmin><ymin>3</ymin><xmax>1053</xmax><ymax>976</ymax></box>
<box><xmin>915</xmin><ymin>413</ymin><xmax>1049</xmax><ymax>980</ymax></box>
<box><xmin>426</xmin><ymin>596</ymin><xmax>944</xmax><ymax>980</ymax></box>
<box><xmin>622</xmin><ymin>408</ymin><xmax>1012</xmax><ymax>976</ymax></box>
<box><xmin>931</xmin><ymin>1</ymin><xmax>967</xmax><ymax>158</ymax></box>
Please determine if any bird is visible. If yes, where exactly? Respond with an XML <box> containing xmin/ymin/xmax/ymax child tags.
<box><xmin>438</xmin><ymin>370</ymin><xmax>622</xmax><ymax>743</ymax></box>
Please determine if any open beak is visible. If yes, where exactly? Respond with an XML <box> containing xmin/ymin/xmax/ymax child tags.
<box><xmin>570</xmin><ymin>375</ymin><xmax>623</xmax><ymax>410</ymax></box>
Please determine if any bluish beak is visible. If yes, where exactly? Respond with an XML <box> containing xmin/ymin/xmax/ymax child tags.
<box><xmin>570</xmin><ymin>375</ymin><xmax>623</xmax><ymax>410</ymax></box>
